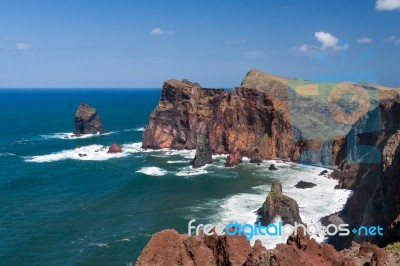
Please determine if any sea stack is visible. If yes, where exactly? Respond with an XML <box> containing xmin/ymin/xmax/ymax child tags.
<box><xmin>74</xmin><ymin>103</ymin><xmax>105</xmax><ymax>135</ymax></box>
<box><xmin>192</xmin><ymin>122</ymin><xmax>212</xmax><ymax>168</ymax></box>
<box><xmin>258</xmin><ymin>179</ymin><xmax>303</xmax><ymax>225</ymax></box>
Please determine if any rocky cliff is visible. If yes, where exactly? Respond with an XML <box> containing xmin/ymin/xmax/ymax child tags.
<box><xmin>141</xmin><ymin>69</ymin><xmax>400</xmax><ymax>250</ymax></box>
<box><xmin>74</xmin><ymin>102</ymin><xmax>105</xmax><ymax>135</ymax></box>
<box><xmin>142</xmin><ymin>69</ymin><xmax>388</xmax><ymax>165</ymax></box>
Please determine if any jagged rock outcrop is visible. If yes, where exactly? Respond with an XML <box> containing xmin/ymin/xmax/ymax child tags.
<box><xmin>107</xmin><ymin>143</ymin><xmax>122</xmax><ymax>153</ymax></box>
<box><xmin>74</xmin><ymin>103</ymin><xmax>105</xmax><ymax>135</ymax></box>
<box><xmin>258</xmin><ymin>180</ymin><xmax>303</xmax><ymax>225</ymax></box>
<box><xmin>192</xmin><ymin>122</ymin><xmax>212</xmax><ymax>168</ymax></box>
<box><xmin>225</xmin><ymin>150</ymin><xmax>242</xmax><ymax>167</ymax></box>
<box><xmin>136</xmin><ymin>228</ymin><xmax>399</xmax><ymax>266</ymax></box>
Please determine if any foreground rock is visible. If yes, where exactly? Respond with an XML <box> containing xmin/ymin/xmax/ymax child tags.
<box><xmin>136</xmin><ymin>228</ymin><xmax>399</xmax><ymax>266</ymax></box>
<box><xmin>225</xmin><ymin>150</ymin><xmax>242</xmax><ymax>167</ymax></box>
<box><xmin>295</xmin><ymin>180</ymin><xmax>317</xmax><ymax>189</ymax></box>
<box><xmin>107</xmin><ymin>143</ymin><xmax>122</xmax><ymax>153</ymax></box>
<box><xmin>192</xmin><ymin>122</ymin><xmax>212</xmax><ymax>168</ymax></box>
<box><xmin>74</xmin><ymin>103</ymin><xmax>105</xmax><ymax>135</ymax></box>
<box><xmin>258</xmin><ymin>179</ymin><xmax>303</xmax><ymax>225</ymax></box>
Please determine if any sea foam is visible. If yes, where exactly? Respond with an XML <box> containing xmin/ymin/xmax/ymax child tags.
<box><xmin>136</xmin><ymin>167</ymin><xmax>167</xmax><ymax>176</ymax></box>
<box><xmin>25</xmin><ymin>143</ymin><xmax>143</xmax><ymax>163</ymax></box>
<box><xmin>212</xmin><ymin>160</ymin><xmax>352</xmax><ymax>248</ymax></box>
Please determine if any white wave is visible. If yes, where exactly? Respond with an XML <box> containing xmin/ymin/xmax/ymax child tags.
<box><xmin>41</xmin><ymin>131</ymin><xmax>114</xmax><ymax>140</ymax></box>
<box><xmin>0</xmin><ymin>152</ymin><xmax>16</xmax><ymax>157</ymax></box>
<box><xmin>136</xmin><ymin>167</ymin><xmax>167</xmax><ymax>176</ymax></box>
<box><xmin>135</xmin><ymin>127</ymin><xmax>145</xmax><ymax>132</ymax></box>
<box><xmin>211</xmin><ymin>163</ymin><xmax>352</xmax><ymax>248</ymax></box>
<box><xmin>167</xmin><ymin>160</ymin><xmax>190</xmax><ymax>164</ymax></box>
<box><xmin>176</xmin><ymin>165</ymin><xmax>209</xmax><ymax>176</ymax></box>
<box><xmin>25</xmin><ymin>142</ymin><xmax>144</xmax><ymax>163</ymax></box>
<box><xmin>89</xmin><ymin>243</ymin><xmax>109</xmax><ymax>248</ymax></box>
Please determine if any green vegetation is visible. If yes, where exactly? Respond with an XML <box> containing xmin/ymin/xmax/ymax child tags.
<box><xmin>384</xmin><ymin>242</ymin><xmax>400</xmax><ymax>254</ymax></box>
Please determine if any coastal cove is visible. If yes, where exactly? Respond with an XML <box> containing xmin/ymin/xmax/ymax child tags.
<box><xmin>0</xmin><ymin>89</ymin><xmax>351</xmax><ymax>265</ymax></box>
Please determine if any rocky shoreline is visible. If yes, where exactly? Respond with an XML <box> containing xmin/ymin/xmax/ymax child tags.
<box><xmin>137</xmin><ymin>69</ymin><xmax>400</xmax><ymax>264</ymax></box>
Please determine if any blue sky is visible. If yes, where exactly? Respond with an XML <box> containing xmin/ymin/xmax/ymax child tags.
<box><xmin>0</xmin><ymin>0</ymin><xmax>399</xmax><ymax>88</ymax></box>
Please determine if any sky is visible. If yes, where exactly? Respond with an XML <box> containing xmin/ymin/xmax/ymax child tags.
<box><xmin>0</xmin><ymin>0</ymin><xmax>399</xmax><ymax>88</ymax></box>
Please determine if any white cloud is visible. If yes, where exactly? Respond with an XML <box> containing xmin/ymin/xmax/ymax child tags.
<box><xmin>396</xmin><ymin>40</ymin><xmax>400</xmax><ymax>45</ymax></box>
<box><xmin>291</xmin><ymin>32</ymin><xmax>348</xmax><ymax>55</ymax></box>
<box><xmin>150</xmin><ymin>27</ymin><xmax>174</xmax><ymax>35</ymax></box>
<box><xmin>244</xmin><ymin>50</ymin><xmax>266</xmax><ymax>59</ymax></box>
<box><xmin>16</xmin><ymin>42</ymin><xmax>31</xmax><ymax>50</ymax></box>
<box><xmin>376</xmin><ymin>0</ymin><xmax>400</xmax><ymax>11</ymax></box>
<box><xmin>315</xmin><ymin>32</ymin><xmax>339</xmax><ymax>50</ymax></box>
<box><xmin>297</xmin><ymin>44</ymin><xmax>318</xmax><ymax>52</ymax></box>
<box><xmin>225</xmin><ymin>40</ymin><xmax>247</xmax><ymax>45</ymax></box>
<box><xmin>357</xmin><ymin>37</ymin><xmax>373</xmax><ymax>44</ymax></box>
<box><xmin>387</xmin><ymin>35</ymin><xmax>396</xmax><ymax>41</ymax></box>
<box><xmin>333</xmin><ymin>43</ymin><xmax>350</xmax><ymax>50</ymax></box>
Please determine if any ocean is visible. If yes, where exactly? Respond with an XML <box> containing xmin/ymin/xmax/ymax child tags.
<box><xmin>0</xmin><ymin>89</ymin><xmax>351</xmax><ymax>265</ymax></box>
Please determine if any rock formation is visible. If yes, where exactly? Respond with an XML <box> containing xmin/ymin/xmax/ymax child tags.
<box><xmin>225</xmin><ymin>150</ymin><xmax>242</xmax><ymax>167</ymax></box>
<box><xmin>295</xmin><ymin>180</ymin><xmax>317</xmax><ymax>189</ymax></box>
<box><xmin>74</xmin><ymin>103</ymin><xmax>105</xmax><ymax>135</ymax></box>
<box><xmin>107</xmin><ymin>143</ymin><xmax>122</xmax><ymax>153</ymax></box>
<box><xmin>258</xmin><ymin>179</ymin><xmax>303</xmax><ymax>225</ymax></box>
<box><xmin>192</xmin><ymin>122</ymin><xmax>212</xmax><ymax>168</ymax></box>
<box><xmin>268</xmin><ymin>163</ymin><xmax>278</xmax><ymax>171</ymax></box>
<box><xmin>142</xmin><ymin>69</ymin><xmax>400</xmax><ymax>250</ymax></box>
<box><xmin>136</xmin><ymin>228</ymin><xmax>399</xmax><ymax>266</ymax></box>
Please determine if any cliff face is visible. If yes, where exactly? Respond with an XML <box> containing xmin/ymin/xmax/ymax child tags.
<box><xmin>328</xmin><ymin>100</ymin><xmax>400</xmax><ymax>248</ymax></box>
<box><xmin>143</xmin><ymin>70</ymin><xmax>329</xmax><ymax>163</ymax></box>
<box><xmin>141</xmin><ymin>69</ymin><xmax>400</xmax><ymax>249</ymax></box>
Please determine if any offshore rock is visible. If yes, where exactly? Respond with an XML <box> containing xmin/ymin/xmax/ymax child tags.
<box><xmin>258</xmin><ymin>179</ymin><xmax>303</xmax><ymax>225</ymax></box>
<box><xmin>192</xmin><ymin>122</ymin><xmax>212</xmax><ymax>168</ymax></box>
<box><xmin>74</xmin><ymin>103</ymin><xmax>105</xmax><ymax>135</ymax></box>
<box><xmin>225</xmin><ymin>150</ymin><xmax>242</xmax><ymax>167</ymax></box>
<box><xmin>107</xmin><ymin>143</ymin><xmax>122</xmax><ymax>153</ymax></box>
<box><xmin>295</xmin><ymin>180</ymin><xmax>317</xmax><ymax>189</ymax></box>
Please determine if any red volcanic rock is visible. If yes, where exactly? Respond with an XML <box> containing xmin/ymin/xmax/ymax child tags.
<box><xmin>74</xmin><ymin>102</ymin><xmax>105</xmax><ymax>135</ymax></box>
<box><xmin>136</xmin><ymin>228</ymin><xmax>398</xmax><ymax>266</ymax></box>
<box><xmin>225</xmin><ymin>150</ymin><xmax>242</xmax><ymax>167</ymax></box>
<box><xmin>135</xmin><ymin>229</ymin><xmax>251</xmax><ymax>266</ymax></box>
<box><xmin>107</xmin><ymin>143</ymin><xmax>122</xmax><ymax>153</ymax></box>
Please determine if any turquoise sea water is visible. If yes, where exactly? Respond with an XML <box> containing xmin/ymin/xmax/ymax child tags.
<box><xmin>0</xmin><ymin>89</ymin><xmax>351</xmax><ymax>265</ymax></box>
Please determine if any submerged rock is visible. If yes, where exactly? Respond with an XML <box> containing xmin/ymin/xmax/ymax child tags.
<box><xmin>258</xmin><ymin>179</ymin><xmax>303</xmax><ymax>225</ymax></box>
<box><xmin>249</xmin><ymin>154</ymin><xmax>263</xmax><ymax>163</ymax></box>
<box><xmin>295</xmin><ymin>180</ymin><xmax>317</xmax><ymax>189</ymax></box>
<box><xmin>107</xmin><ymin>143</ymin><xmax>122</xmax><ymax>153</ymax></box>
<box><xmin>74</xmin><ymin>103</ymin><xmax>105</xmax><ymax>135</ymax></box>
<box><xmin>319</xmin><ymin>170</ymin><xmax>329</xmax><ymax>176</ymax></box>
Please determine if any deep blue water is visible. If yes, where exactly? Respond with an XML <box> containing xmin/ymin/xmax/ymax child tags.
<box><xmin>0</xmin><ymin>89</ymin><xmax>275</xmax><ymax>265</ymax></box>
<box><xmin>0</xmin><ymin>89</ymin><xmax>349</xmax><ymax>265</ymax></box>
